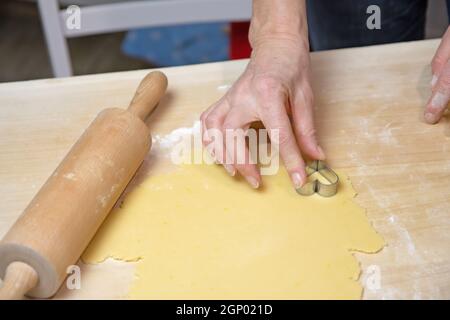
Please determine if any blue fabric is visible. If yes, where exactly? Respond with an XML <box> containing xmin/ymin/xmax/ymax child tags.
<box><xmin>306</xmin><ymin>0</ymin><xmax>430</xmax><ymax>51</ymax></box>
<box><xmin>447</xmin><ymin>0</ymin><xmax>450</xmax><ymax>21</ymax></box>
<box><xmin>121</xmin><ymin>23</ymin><xmax>229</xmax><ymax>67</ymax></box>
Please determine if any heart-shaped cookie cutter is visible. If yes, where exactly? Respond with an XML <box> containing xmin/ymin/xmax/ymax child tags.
<box><xmin>296</xmin><ymin>160</ymin><xmax>339</xmax><ymax>197</ymax></box>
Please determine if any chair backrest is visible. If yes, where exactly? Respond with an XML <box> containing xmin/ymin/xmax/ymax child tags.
<box><xmin>37</xmin><ymin>0</ymin><xmax>252</xmax><ymax>77</ymax></box>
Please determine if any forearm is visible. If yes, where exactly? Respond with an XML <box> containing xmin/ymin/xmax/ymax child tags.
<box><xmin>249</xmin><ymin>0</ymin><xmax>308</xmax><ymax>49</ymax></box>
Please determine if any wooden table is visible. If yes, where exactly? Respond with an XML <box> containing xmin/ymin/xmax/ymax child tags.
<box><xmin>0</xmin><ymin>39</ymin><xmax>449</xmax><ymax>299</ymax></box>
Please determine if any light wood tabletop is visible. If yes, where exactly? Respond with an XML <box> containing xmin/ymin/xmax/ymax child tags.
<box><xmin>0</xmin><ymin>39</ymin><xmax>448</xmax><ymax>299</ymax></box>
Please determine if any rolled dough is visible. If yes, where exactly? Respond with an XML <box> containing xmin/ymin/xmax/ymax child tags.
<box><xmin>82</xmin><ymin>163</ymin><xmax>384</xmax><ymax>299</ymax></box>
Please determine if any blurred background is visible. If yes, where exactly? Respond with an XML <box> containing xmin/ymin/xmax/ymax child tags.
<box><xmin>0</xmin><ymin>0</ymin><xmax>448</xmax><ymax>82</ymax></box>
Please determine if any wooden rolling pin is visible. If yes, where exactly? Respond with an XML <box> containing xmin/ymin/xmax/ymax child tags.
<box><xmin>0</xmin><ymin>71</ymin><xmax>168</xmax><ymax>299</ymax></box>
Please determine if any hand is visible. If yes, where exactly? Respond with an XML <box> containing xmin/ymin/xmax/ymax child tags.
<box><xmin>425</xmin><ymin>26</ymin><xmax>450</xmax><ymax>124</ymax></box>
<box><xmin>200</xmin><ymin>37</ymin><xmax>325</xmax><ymax>189</ymax></box>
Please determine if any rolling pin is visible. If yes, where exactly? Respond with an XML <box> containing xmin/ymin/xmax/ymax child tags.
<box><xmin>0</xmin><ymin>71</ymin><xmax>168</xmax><ymax>299</ymax></box>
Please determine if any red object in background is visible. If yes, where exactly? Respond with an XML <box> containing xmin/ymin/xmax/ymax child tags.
<box><xmin>230</xmin><ymin>22</ymin><xmax>252</xmax><ymax>59</ymax></box>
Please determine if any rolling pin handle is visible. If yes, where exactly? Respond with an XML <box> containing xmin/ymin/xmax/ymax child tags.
<box><xmin>0</xmin><ymin>262</ymin><xmax>38</xmax><ymax>300</ymax></box>
<box><xmin>127</xmin><ymin>71</ymin><xmax>168</xmax><ymax>122</ymax></box>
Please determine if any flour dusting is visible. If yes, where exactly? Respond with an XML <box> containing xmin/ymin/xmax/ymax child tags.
<box><xmin>152</xmin><ymin>121</ymin><xmax>201</xmax><ymax>151</ymax></box>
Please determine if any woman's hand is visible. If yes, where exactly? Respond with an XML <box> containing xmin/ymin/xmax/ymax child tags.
<box><xmin>200</xmin><ymin>36</ymin><xmax>324</xmax><ymax>189</ymax></box>
<box><xmin>425</xmin><ymin>26</ymin><xmax>450</xmax><ymax>124</ymax></box>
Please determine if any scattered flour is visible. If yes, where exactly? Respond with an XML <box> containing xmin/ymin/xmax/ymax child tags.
<box><xmin>63</xmin><ymin>172</ymin><xmax>77</xmax><ymax>181</ymax></box>
<box><xmin>152</xmin><ymin>121</ymin><xmax>201</xmax><ymax>151</ymax></box>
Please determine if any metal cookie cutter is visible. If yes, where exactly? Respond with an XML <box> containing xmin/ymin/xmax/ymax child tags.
<box><xmin>296</xmin><ymin>160</ymin><xmax>339</xmax><ymax>197</ymax></box>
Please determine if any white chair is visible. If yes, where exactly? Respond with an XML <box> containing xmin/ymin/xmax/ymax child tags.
<box><xmin>37</xmin><ymin>0</ymin><xmax>252</xmax><ymax>77</ymax></box>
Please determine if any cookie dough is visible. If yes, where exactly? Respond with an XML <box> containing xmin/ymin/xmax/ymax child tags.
<box><xmin>83</xmin><ymin>163</ymin><xmax>384</xmax><ymax>299</ymax></box>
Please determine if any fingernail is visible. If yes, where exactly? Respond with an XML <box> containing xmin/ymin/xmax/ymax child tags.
<box><xmin>224</xmin><ymin>164</ymin><xmax>236</xmax><ymax>176</ymax></box>
<box><xmin>431</xmin><ymin>92</ymin><xmax>446</xmax><ymax>109</ymax></box>
<box><xmin>291</xmin><ymin>172</ymin><xmax>304</xmax><ymax>189</ymax></box>
<box><xmin>424</xmin><ymin>112</ymin><xmax>437</xmax><ymax>124</ymax></box>
<box><xmin>431</xmin><ymin>74</ymin><xmax>438</xmax><ymax>87</ymax></box>
<box><xmin>245</xmin><ymin>176</ymin><xmax>259</xmax><ymax>189</ymax></box>
<box><xmin>317</xmin><ymin>146</ymin><xmax>326</xmax><ymax>159</ymax></box>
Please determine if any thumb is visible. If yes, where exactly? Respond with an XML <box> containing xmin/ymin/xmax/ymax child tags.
<box><xmin>431</xmin><ymin>26</ymin><xmax>450</xmax><ymax>87</ymax></box>
<box><xmin>424</xmin><ymin>61</ymin><xmax>450</xmax><ymax>124</ymax></box>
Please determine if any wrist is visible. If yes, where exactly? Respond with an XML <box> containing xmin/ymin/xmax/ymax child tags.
<box><xmin>247</xmin><ymin>36</ymin><xmax>311</xmax><ymax>76</ymax></box>
<box><xmin>249</xmin><ymin>0</ymin><xmax>308</xmax><ymax>51</ymax></box>
<box><xmin>250</xmin><ymin>33</ymin><xmax>309</xmax><ymax>53</ymax></box>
